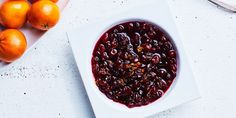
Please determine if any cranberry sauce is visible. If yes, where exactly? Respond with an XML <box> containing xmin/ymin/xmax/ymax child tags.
<box><xmin>91</xmin><ymin>21</ymin><xmax>178</xmax><ymax>108</ymax></box>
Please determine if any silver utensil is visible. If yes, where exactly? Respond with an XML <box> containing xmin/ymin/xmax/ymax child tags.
<box><xmin>209</xmin><ymin>0</ymin><xmax>236</xmax><ymax>12</ymax></box>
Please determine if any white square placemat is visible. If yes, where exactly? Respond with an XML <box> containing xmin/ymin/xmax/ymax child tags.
<box><xmin>67</xmin><ymin>0</ymin><xmax>200</xmax><ymax>117</ymax></box>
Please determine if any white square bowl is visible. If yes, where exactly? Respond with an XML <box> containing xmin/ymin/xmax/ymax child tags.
<box><xmin>67</xmin><ymin>0</ymin><xmax>200</xmax><ymax>117</ymax></box>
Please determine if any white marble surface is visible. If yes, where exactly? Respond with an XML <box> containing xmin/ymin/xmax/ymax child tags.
<box><xmin>0</xmin><ymin>0</ymin><xmax>235</xmax><ymax>118</ymax></box>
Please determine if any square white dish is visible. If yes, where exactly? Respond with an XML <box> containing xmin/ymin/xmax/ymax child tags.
<box><xmin>67</xmin><ymin>0</ymin><xmax>200</xmax><ymax>117</ymax></box>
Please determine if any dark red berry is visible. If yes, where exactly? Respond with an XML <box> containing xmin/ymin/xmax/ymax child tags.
<box><xmin>99</xmin><ymin>44</ymin><xmax>106</xmax><ymax>52</ymax></box>
<box><xmin>151</xmin><ymin>54</ymin><xmax>161</xmax><ymax>64</ymax></box>
<box><xmin>110</xmin><ymin>49</ymin><xmax>118</xmax><ymax>56</ymax></box>
<box><xmin>168</xmin><ymin>50</ymin><xmax>176</xmax><ymax>58</ymax></box>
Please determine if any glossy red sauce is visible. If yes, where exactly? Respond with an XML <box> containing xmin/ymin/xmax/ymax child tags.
<box><xmin>91</xmin><ymin>21</ymin><xmax>178</xmax><ymax>108</ymax></box>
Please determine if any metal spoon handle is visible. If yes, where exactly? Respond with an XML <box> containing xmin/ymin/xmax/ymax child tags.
<box><xmin>209</xmin><ymin>0</ymin><xmax>236</xmax><ymax>12</ymax></box>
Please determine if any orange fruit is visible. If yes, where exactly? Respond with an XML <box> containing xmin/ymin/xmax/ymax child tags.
<box><xmin>0</xmin><ymin>0</ymin><xmax>30</xmax><ymax>29</ymax></box>
<box><xmin>28</xmin><ymin>0</ymin><xmax>60</xmax><ymax>30</ymax></box>
<box><xmin>0</xmin><ymin>29</ymin><xmax>27</xmax><ymax>62</ymax></box>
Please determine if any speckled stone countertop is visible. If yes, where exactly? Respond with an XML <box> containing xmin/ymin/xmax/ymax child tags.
<box><xmin>0</xmin><ymin>0</ymin><xmax>235</xmax><ymax>118</ymax></box>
